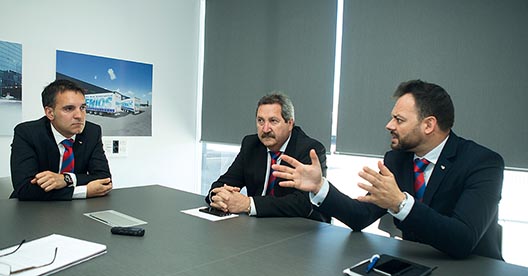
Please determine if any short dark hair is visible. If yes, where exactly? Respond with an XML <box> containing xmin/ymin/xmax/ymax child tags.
<box><xmin>256</xmin><ymin>92</ymin><xmax>295</xmax><ymax>122</ymax></box>
<box><xmin>394</xmin><ymin>80</ymin><xmax>454</xmax><ymax>131</ymax></box>
<box><xmin>41</xmin><ymin>79</ymin><xmax>85</xmax><ymax>108</ymax></box>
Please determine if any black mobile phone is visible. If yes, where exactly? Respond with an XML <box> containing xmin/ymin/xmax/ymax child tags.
<box><xmin>373</xmin><ymin>259</ymin><xmax>412</xmax><ymax>276</ymax></box>
<box><xmin>111</xmin><ymin>226</ymin><xmax>145</xmax><ymax>237</ymax></box>
<box><xmin>199</xmin><ymin>207</ymin><xmax>231</xmax><ymax>217</ymax></box>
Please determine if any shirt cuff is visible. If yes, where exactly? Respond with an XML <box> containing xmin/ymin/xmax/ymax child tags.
<box><xmin>249</xmin><ymin>196</ymin><xmax>257</xmax><ymax>216</ymax></box>
<box><xmin>72</xmin><ymin>185</ymin><xmax>87</xmax><ymax>199</ymax></box>
<box><xmin>208</xmin><ymin>190</ymin><xmax>215</xmax><ymax>203</ymax></box>
<box><xmin>310</xmin><ymin>177</ymin><xmax>329</xmax><ymax>207</ymax></box>
<box><xmin>388</xmin><ymin>191</ymin><xmax>414</xmax><ymax>221</ymax></box>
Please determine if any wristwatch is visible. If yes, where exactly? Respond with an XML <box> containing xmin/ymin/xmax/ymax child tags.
<box><xmin>397</xmin><ymin>192</ymin><xmax>408</xmax><ymax>213</ymax></box>
<box><xmin>63</xmin><ymin>173</ymin><xmax>73</xmax><ymax>186</ymax></box>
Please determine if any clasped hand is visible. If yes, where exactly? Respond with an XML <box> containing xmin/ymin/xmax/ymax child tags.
<box><xmin>210</xmin><ymin>184</ymin><xmax>248</xmax><ymax>213</ymax></box>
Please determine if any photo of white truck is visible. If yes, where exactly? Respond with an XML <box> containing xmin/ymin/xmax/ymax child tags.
<box><xmin>85</xmin><ymin>92</ymin><xmax>123</xmax><ymax>115</ymax></box>
<box><xmin>121</xmin><ymin>97</ymin><xmax>142</xmax><ymax>114</ymax></box>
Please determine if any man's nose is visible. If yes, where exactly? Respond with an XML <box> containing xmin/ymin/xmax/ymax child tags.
<box><xmin>73</xmin><ymin>108</ymin><xmax>83</xmax><ymax>118</ymax></box>
<box><xmin>262</xmin><ymin>121</ymin><xmax>272</xmax><ymax>132</ymax></box>
<box><xmin>386</xmin><ymin>119</ymin><xmax>394</xmax><ymax>130</ymax></box>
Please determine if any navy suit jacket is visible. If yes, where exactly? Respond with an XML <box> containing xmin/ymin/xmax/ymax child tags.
<box><xmin>206</xmin><ymin>126</ymin><xmax>329</xmax><ymax>222</ymax></box>
<box><xmin>319</xmin><ymin>132</ymin><xmax>504</xmax><ymax>259</ymax></box>
<box><xmin>10</xmin><ymin>116</ymin><xmax>111</xmax><ymax>201</ymax></box>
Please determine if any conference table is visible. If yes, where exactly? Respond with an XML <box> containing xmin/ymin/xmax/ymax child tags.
<box><xmin>1</xmin><ymin>185</ymin><xmax>527</xmax><ymax>275</ymax></box>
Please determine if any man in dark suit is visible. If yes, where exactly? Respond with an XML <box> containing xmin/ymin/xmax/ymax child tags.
<box><xmin>205</xmin><ymin>93</ymin><xmax>329</xmax><ymax>222</ymax></box>
<box><xmin>273</xmin><ymin>80</ymin><xmax>504</xmax><ymax>259</ymax></box>
<box><xmin>10</xmin><ymin>79</ymin><xmax>112</xmax><ymax>201</ymax></box>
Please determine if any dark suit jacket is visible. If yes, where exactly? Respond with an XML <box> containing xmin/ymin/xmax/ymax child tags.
<box><xmin>10</xmin><ymin>116</ymin><xmax>111</xmax><ymax>201</ymax></box>
<box><xmin>319</xmin><ymin>132</ymin><xmax>504</xmax><ymax>259</ymax></box>
<box><xmin>206</xmin><ymin>126</ymin><xmax>329</xmax><ymax>222</ymax></box>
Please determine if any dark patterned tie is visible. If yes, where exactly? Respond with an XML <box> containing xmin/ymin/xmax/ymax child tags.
<box><xmin>60</xmin><ymin>139</ymin><xmax>75</xmax><ymax>173</ymax></box>
<box><xmin>413</xmin><ymin>158</ymin><xmax>430</xmax><ymax>202</ymax></box>
<box><xmin>265</xmin><ymin>151</ymin><xmax>282</xmax><ymax>196</ymax></box>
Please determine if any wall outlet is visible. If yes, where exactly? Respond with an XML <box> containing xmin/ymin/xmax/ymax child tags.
<box><xmin>103</xmin><ymin>138</ymin><xmax>128</xmax><ymax>157</ymax></box>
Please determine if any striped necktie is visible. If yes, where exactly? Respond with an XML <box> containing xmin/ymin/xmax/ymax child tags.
<box><xmin>265</xmin><ymin>151</ymin><xmax>282</xmax><ymax>196</ymax></box>
<box><xmin>413</xmin><ymin>158</ymin><xmax>430</xmax><ymax>202</ymax></box>
<box><xmin>60</xmin><ymin>139</ymin><xmax>75</xmax><ymax>173</ymax></box>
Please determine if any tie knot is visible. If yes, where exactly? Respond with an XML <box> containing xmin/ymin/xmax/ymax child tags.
<box><xmin>61</xmin><ymin>139</ymin><xmax>74</xmax><ymax>148</ymax></box>
<box><xmin>270</xmin><ymin>151</ymin><xmax>282</xmax><ymax>160</ymax></box>
<box><xmin>414</xmin><ymin>158</ymin><xmax>430</xmax><ymax>172</ymax></box>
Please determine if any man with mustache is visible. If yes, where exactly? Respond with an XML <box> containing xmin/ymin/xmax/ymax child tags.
<box><xmin>205</xmin><ymin>93</ymin><xmax>329</xmax><ymax>222</ymax></box>
<box><xmin>273</xmin><ymin>80</ymin><xmax>504</xmax><ymax>259</ymax></box>
<box><xmin>10</xmin><ymin>79</ymin><xmax>112</xmax><ymax>200</ymax></box>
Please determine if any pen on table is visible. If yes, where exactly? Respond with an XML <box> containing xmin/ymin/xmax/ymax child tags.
<box><xmin>366</xmin><ymin>254</ymin><xmax>380</xmax><ymax>273</ymax></box>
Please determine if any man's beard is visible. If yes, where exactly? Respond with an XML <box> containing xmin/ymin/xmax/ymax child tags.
<box><xmin>390</xmin><ymin>130</ymin><xmax>420</xmax><ymax>152</ymax></box>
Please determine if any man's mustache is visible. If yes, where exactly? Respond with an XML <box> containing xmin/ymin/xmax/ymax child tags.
<box><xmin>261</xmin><ymin>132</ymin><xmax>275</xmax><ymax>139</ymax></box>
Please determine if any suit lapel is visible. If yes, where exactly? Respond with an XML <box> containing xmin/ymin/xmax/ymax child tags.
<box><xmin>283</xmin><ymin>126</ymin><xmax>298</xmax><ymax>160</ymax></box>
<box><xmin>400</xmin><ymin>154</ymin><xmax>415</xmax><ymax>196</ymax></box>
<box><xmin>253</xmin><ymin>143</ymin><xmax>268</xmax><ymax>195</ymax></box>
<box><xmin>43</xmin><ymin>118</ymin><xmax>61</xmax><ymax>172</ymax></box>
<box><xmin>73</xmin><ymin>134</ymin><xmax>85</xmax><ymax>171</ymax></box>
<box><xmin>423</xmin><ymin>134</ymin><xmax>458</xmax><ymax>204</ymax></box>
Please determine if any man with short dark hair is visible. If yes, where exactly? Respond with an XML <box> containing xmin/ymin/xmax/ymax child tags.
<box><xmin>10</xmin><ymin>79</ymin><xmax>112</xmax><ymax>200</ymax></box>
<box><xmin>206</xmin><ymin>93</ymin><xmax>329</xmax><ymax>222</ymax></box>
<box><xmin>274</xmin><ymin>80</ymin><xmax>504</xmax><ymax>259</ymax></box>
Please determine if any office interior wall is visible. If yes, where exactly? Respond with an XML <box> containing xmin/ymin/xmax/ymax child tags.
<box><xmin>336</xmin><ymin>0</ymin><xmax>528</xmax><ymax>169</ymax></box>
<box><xmin>0</xmin><ymin>0</ymin><xmax>202</xmax><ymax>193</ymax></box>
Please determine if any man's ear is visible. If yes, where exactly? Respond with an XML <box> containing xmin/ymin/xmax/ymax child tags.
<box><xmin>423</xmin><ymin>116</ymin><xmax>437</xmax><ymax>135</ymax></box>
<box><xmin>44</xmin><ymin>106</ymin><xmax>55</xmax><ymax>121</ymax></box>
<box><xmin>288</xmin><ymin>119</ymin><xmax>294</xmax><ymax>131</ymax></box>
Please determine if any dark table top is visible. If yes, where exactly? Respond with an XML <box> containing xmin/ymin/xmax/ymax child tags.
<box><xmin>1</xmin><ymin>185</ymin><xmax>526</xmax><ymax>275</ymax></box>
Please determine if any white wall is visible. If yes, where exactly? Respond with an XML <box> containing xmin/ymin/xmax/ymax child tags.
<box><xmin>0</xmin><ymin>0</ymin><xmax>202</xmax><ymax>193</ymax></box>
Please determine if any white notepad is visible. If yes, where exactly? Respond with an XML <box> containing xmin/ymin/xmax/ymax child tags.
<box><xmin>181</xmin><ymin>207</ymin><xmax>239</xmax><ymax>221</ymax></box>
<box><xmin>0</xmin><ymin>234</ymin><xmax>106</xmax><ymax>276</ymax></box>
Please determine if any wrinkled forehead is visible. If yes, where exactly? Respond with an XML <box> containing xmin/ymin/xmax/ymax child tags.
<box><xmin>256</xmin><ymin>103</ymin><xmax>283</xmax><ymax>118</ymax></box>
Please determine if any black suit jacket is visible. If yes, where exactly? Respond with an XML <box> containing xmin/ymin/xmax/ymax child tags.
<box><xmin>319</xmin><ymin>132</ymin><xmax>504</xmax><ymax>259</ymax></box>
<box><xmin>206</xmin><ymin>126</ymin><xmax>329</xmax><ymax>222</ymax></box>
<box><xmin>10</xmin><ymin>116</ymin><xmax>111</xmax><ymax>201</ymax></box>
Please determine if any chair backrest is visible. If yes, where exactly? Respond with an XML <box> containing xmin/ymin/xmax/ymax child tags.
<box><xmin>0</xmin><ymin>176</ymin><xmax>13</xmax><ymax>199</ymax></box>
<box><xmin>378</xmin><ymin>213</ymin><xmax>402</xmax><ymax>238</ymax></box>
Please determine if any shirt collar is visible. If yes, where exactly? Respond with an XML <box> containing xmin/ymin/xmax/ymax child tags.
<box><xmin>414</xmin><ymin>135</ymin><xmax>449</xmax><ymax>165</ymax></box>
<box><xmin>50</xmin><ymin>122</ymin><xmax>76</xmax><ymax>146</ymax></box>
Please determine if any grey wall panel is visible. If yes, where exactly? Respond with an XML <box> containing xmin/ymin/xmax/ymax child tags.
<box><xmin>337</xmin><ymin>0</ymin><xmax>528</xmax><ymax>168</ymax></box>
<box><xmin>202</xmin><ymin>0</ymin><xmax>337</xmax><ymax>150</ymax></box>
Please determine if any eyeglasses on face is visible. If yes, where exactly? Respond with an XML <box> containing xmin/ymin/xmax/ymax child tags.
<box><xmin>0</xmin><ymin>240</ymin><xmax>58</xmax><ymax>275</ymax></box>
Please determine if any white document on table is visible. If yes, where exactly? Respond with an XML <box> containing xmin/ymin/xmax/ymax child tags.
<box><xmin>0</xmin><ymin>234</ymin><xmax>106</xmax><ymax>276</ymax></box>
<box><xmin>84</xmin><ymin>210</ymin><xmax>147</xmax><ymax>227</ymax></box>
<box><xmin>181</xmin><ymin>207</ymin><xmax>239</xmax><ymax>221</ymax></box>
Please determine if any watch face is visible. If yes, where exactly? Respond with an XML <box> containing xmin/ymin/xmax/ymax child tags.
<box><xmin>64</xmin><ymin>174</ymin><xmax>73</xmax><ymax>185</ymax></box>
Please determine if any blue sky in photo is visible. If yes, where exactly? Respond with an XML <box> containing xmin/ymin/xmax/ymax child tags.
<box><xmin>56</xmin><ymin>50</ymin><xmax>153</xmax><ymax>104</ymax></box>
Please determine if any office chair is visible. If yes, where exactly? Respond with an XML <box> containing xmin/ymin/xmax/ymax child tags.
<box><xmin>0</xmin><ymin>176</ymin><xmax>13</xmax><ymax>199</ymax></box>
<box><xmin>378</xmin><ymin>213</ymin><xmax>402</xmax><ymax>238</ymax></box>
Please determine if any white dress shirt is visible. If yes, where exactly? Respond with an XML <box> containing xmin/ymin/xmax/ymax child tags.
<box><xmin>50</xmin><ymin>124</ymin><xmax>86</xmax><ymax>199</ymax></box>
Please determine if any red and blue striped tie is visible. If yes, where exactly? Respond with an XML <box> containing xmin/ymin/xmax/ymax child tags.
<box><xmin>413</xmin><ymin>158</ymin><xmax>430</xmax><ymax>202</ymax></box>
<box><xmin>266</xmin><ymin>151</ymin><xmax>282</xmax><ymax>196</ymax></box>
<box><xmin>60</xmin><ymin>139</ymin><xmax>75</xmax><ymax>173</ymax></box>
